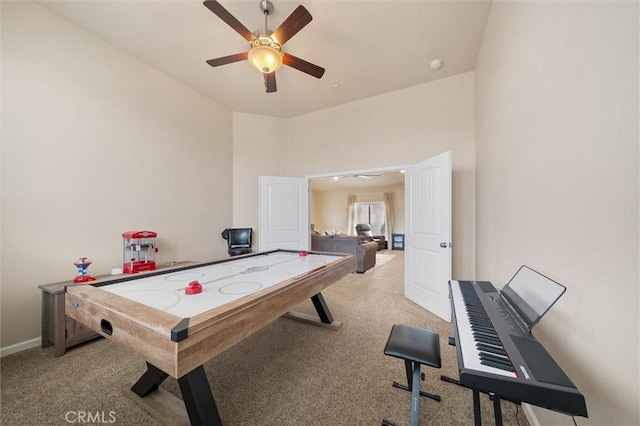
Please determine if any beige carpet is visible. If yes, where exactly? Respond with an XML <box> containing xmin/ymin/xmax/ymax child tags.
<box><xmin>364</xmin><ymin>251</ymin><xmax>396</xmax><ymax>273</ymax></box>
<box><xmin>1</xmin><ymin>252</ymin><xmax>529</xmax><ymax>426</ymax></box>
<box><xmin>375</xmin><ymin>252</ymin><xmax>396</xmax><ymax>267</ymax></box>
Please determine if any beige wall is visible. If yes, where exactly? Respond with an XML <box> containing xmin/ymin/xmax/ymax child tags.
<box><xmin>285</xmin><ymin>73</ymin><xmax>477</xmax><ymax>279</ymax></box>
<box><xmin>475</xmin><ymin>2</ymin><xmax>639</xmax><ymax>425</ymax></box>
<box><xmin>1</xmin><ymin>3</ymin><xmax>233</xmax><ymax>349</ymax></box>
<box><xmin>232</xmin><ymin>112</ymin><xmax>287</xmax><ymax>248</ymax></box>
<box><xmin>231</xmin><ymin>74</ymin><xmax>476</xmax><ymax>279</ymax></box>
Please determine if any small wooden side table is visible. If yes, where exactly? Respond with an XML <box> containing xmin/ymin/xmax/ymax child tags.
<box><xmin>39</xmin><ymin>261</ymin><xmax>193</xmax><ymax>357</ymax></box>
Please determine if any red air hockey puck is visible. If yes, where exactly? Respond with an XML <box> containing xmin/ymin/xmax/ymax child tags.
<box><xmin>185</xmin><ymin>281</ymin><xmax>203</xmax><ymax>295</ymax></box>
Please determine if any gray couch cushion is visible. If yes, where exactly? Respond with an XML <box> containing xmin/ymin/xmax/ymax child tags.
<box><xmin>311</xmin><ymin>235</ymin><xmax>377</xmax><ymax>273</ymax></box>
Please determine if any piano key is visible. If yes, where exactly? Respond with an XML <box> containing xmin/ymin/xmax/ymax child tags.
<box><xmin>449</xmin><ymin>280</ymin><xmax>517</xmax><ymax>379</ymax></box>
<box><xmin>472</xmin><ymin>333</ymin><xmax>503</xmax><ymax>345</ymax></box>
<box><xmin>471</xmin><ymin>325</ymin><xmax>497</xmax><ymax>334</ymax></box>
<box><xmin>479</xmin><ymin>351</ymin><xmax>511</xmax><ymax>364</ymax></box>
<box><xmin>480</xmin><ymin>358</ymin><xmax>516</xmax><ymax>372</ymax></box>
<box><xmin>474</xmin><ymin>336</ymin><xmax>502</xmax><ymax>347</ymax></box>
<box><xmin>472</xmin><ymin>328</ymin><xmax>500</xmax><ymax>337</ymax></box>
<box><xmin>476</xmin><ymin>343</ymin><xmax>508</xmax><ymax>356</ymax></box>
<box><xmin>468</xmin><ymin>313</ymin><xmax>491</xmax><ymax>322</ymax></box>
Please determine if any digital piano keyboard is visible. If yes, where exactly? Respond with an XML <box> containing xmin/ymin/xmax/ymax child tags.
<box><xmin>449</xmin><ymin>276</ymin><xmax>587</xmax><ymax>425</ymax></box>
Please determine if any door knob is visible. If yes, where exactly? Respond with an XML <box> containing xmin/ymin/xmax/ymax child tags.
<box><xmin>440</xmin><ymin>242</ymin><xmax>452</xmax><ymax>248</ymax></box>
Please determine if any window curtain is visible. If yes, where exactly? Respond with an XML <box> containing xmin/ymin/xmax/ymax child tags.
<box><xmin>346</xmin><ymin>194</ymin><xmax>357</xmax><ymax>235</ymax></box>
<box><xmin>384</xmin><ymin>192</ymin><xmax>394</xmax><ymax>242</ymax></box>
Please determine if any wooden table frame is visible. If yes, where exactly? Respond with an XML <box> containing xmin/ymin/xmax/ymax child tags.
<box><xmin>39</xmin><ymin>261</ymin><xmax>194</xmax><ymax>357</ymax></box>
<box><xmin>65</xmin><ymin>250</ymin><xmax>356</xmax><ymax>425</ymax></box>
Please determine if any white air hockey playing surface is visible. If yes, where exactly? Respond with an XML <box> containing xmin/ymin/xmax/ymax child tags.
<box><xmin>102</xmin><ymin>251</ymin><xmax>341</xmax><ymax>318</ymax></box>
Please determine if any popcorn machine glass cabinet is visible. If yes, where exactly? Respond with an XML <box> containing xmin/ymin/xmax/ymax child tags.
<box><xmin>122</xmin><ymin>231</ymin><xmax>158</xmax><ymax>274</ymax></box>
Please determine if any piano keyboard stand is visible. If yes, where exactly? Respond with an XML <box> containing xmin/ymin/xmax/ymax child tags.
<box><xmin>441</xmin><ymin>336</ymin><xmax>511</xmax><ymax>426</ymax></box>
<box><xmin>447</xmin><ymin>278</ymin><xmax>589</xmax><ymax>426</ymax></box>
<box><xmin>382</xmin><ymin>324</ymin><xmax>442</xmax><ymax>426</ymax></box>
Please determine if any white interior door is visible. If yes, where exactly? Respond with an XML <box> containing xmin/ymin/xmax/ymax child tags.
<box><xmin>404</xmin><ymin>151</ymin><xmax>452</xmax><ymax>321</ymax></box>
<box><xmin>259</xmin><ymin>176</ymin><xmax>309</xmax><ymax>251</ymax></box>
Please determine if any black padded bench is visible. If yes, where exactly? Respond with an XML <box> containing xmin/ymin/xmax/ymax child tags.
<box><xmin>382</xmin><ymin>324</ymin><xmax>442</xmax><ymax>426</ymax></box>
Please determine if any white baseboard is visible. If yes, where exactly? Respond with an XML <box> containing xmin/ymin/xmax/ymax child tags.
<box><xmin>0</xmin><ymin>337</ymin><xmax>41</xmax><ymax>358</ymax></box>
<box><xmin>523</xmin><ymin>403</ymin><xmax>540</xmax><ymax>426</ymax></box>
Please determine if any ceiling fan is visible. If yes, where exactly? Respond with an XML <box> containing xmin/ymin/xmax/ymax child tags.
<box><xmin>334</xmin><ymin>174</ymin><xmax>382</xmax><ymax>180</ymax></box>
<box><xmin>203</xmin><ymin>0</ymin><xmax>325</xmax><ymax>93</ymax></box>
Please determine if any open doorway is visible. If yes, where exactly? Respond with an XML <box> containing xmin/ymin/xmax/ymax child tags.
<box><xmin>261</xmin><ymin>153</ymin><xmax>452</xmax><ymax>321</ymax></box>
<box><xmin>307</xmin><ymin>167</ymin><xmax>407</xmax><ymax>242</ymax></box>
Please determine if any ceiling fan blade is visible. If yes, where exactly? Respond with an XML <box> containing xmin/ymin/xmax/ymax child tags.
<box><xmin>206</xmin><ymin>52</ymin><xmax>248</xmax><ymax>67</ymax></box>
<box><xmin>203</xmin><ymin>1</ymin><xmax>256</xmax><ymax>42</ymax></box>
<box><xmin>283</xmin><ymin>53</ymin><xmax>325</xmax><ymax>79</ymax></box>
<box><xmin>264</xmin><ymin>72</ymin><xmax>277</xmax><ymax>93</ymax></box>
<box><xmin>271</xmin><ymin>5</ymin><xmax>312</xmax><ymax>45</ymax></box>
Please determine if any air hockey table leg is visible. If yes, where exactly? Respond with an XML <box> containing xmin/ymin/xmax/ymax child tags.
<box><xmin>283</xmin><ymin>292</ymin><xmax>342</xmax><ymax>330</ymax></box>
<box><xmin>130</xmin><ymin>363</ymin><xmax>223</xmax><ymax>426</ymax></box>
<box><xmin>178</xmin><ymin>365</ymin><xmax>223</xmax><ymax>426</ymax></box>
<box><xmin>131</xmin><ymin>362</ymin><xmax>169</xmax><ymax>397</ymax></box>
<box><xmin>311</xmin><ymin>292</ymin><xmax>333</xmax><ymax>324</ymax></box>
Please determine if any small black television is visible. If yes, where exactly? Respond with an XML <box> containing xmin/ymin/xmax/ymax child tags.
<box><xmin>228</xmin><ymin>228</ymin><xmax>252</xmax><ymax>249</ymax></box>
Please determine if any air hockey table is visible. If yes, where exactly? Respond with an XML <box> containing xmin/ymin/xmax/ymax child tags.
<box><xmin>65</xmin><ymin>249</ymin><xmax>356</xmax><ymax>425</ymax></box>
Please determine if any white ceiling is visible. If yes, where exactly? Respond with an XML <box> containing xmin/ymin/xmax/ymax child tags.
<box><xmin>311</xmin><ymin>171</ymin><xmax>405</xmax><ymax>192</ymax></box>
<box><xmin>39</xmin><ymin>0</ymin><xmax>492</xmax><ymax>118</ymax></box>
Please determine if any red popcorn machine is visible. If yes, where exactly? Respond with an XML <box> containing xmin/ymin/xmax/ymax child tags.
<box><xmin>122</xmin><ymin>231</ymin><xmax>158</xmax><ymax>274</ymax></box>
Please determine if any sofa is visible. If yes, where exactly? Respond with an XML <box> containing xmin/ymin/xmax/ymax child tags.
<box><xmin>311</xmin><ymin>234</ymin><xmax>377</xmax><ymax>273</ymax></box>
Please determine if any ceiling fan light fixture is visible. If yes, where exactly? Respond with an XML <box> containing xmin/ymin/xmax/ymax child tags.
<box><xmin>204</xmin><ymin>1</ymin><xmax>324</xmax><ymax>92</ymax></box>
<box><xmin>248</xmin><ymin>36</ymin><xmax>283</xmax><ymax>73</ymax></box>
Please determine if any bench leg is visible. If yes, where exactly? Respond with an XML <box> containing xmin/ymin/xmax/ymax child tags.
<box><xmin>410</xmin><ymin>361</ymin><xmax>421</xmax><ymax>426</ymax></box>
<box><xmin>392</xmin><ymin>360</ymin><xmax>441</xmax><ymax>402</ymax></box>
